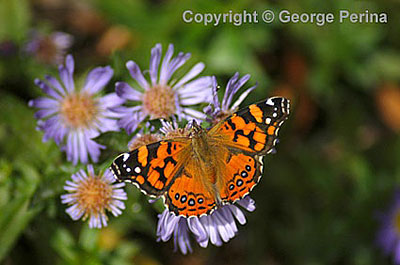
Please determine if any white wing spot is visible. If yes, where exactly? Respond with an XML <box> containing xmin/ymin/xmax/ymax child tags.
<box><xmin>266</xmin><ymin>98</ymin><xmax>274</xmax><ymax>106</ymax></box>
<box><xmin>126</xmin><ymin>167</ymin><xmax>131</xmax><ymax>173</ymax></box>
<box><xmin>123</xmin><ymin>153</ymin><xmax>130</xmax><ymax>162</ymax></box>
<box><xmin>134</xmin><ymin>166</ymin><xmax>141</xmax><ymax>174</ymax></box>
<box><xmin>273</xmin><ymin>112</ymin><xmax>278</xmax><ymax>118</ymax></box>
<box><xmin>265</xmin><ymin>117</ymin><xmax>271</xmax><ymax>124</ymax></box>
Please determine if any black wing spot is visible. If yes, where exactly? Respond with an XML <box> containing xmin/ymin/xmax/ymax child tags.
<box><xmin>166</xmin><ymin>142</ymin><xmax>172</xmax><ymax>155</ymax></box>
<box><xmin>227</xmin><ymin>119</ymin><xmax>236</xmax><ymax>130</ymax></box>
<box><xmin>232</xmin><ymin>129</ymin><xmax>244</xmax><ymax>142</ymax></box>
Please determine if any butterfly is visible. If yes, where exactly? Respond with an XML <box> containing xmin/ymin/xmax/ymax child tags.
<box><xmin>111</xmin><ymin>97</ymin><xmax>290</xmax><ymax>217</ymax></box>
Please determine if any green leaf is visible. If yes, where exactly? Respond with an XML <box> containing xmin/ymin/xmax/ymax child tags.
<box><xmin>109</xmin><ymin>241</ymin><xmax>140</xmax><ymax>265</ymax></box>
<box><xmin>370</xmin><ymin>50</ymin><xmax>400</xmax><ymax>82</ymax></box>
<box><xmin>51</xmin><ymin>227</ymin><xmax>78</xmax><ymax>265</ymax></box>
<box><xmin>0</xmin><ymin>93</ymin><xmax>57</xmax><ymax>166</ymax></box>
<box><xmin>0</xmin><ymin>195</ymin><xmax>40</xmax><ymax>261</ymax></box>
<box><xmin>0</xmin><ymin>161</ymin><xmax>41</xmax><ymax>262</ymax></box>
<box><xmin>0</xmin><ymin>0</ymin><xmax>31</xmax><ymax>42</ymax></box>
<box><xmin>79</xmin><ymin>226</ymin><xmax>99</xmax><ymax>252</ymax></box>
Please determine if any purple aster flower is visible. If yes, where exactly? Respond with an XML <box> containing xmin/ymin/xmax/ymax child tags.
<box><xmin>115</xmin><ymin>43</ymin><xmax>213</xmax><ymax>134</ymax></box>
<box><xmin>61</xmin><ymin>165</ymin><xmax>127</xmax><ymax>228</ymax></box>
<box><xmin>29</xmin><ymin>55</ymin><xmax>124</xmax><ymax>165</ymax></box>
<box><xmin>204</xmin><ymin>72</ymin><xmax>257</xmax><ymax>124</ymax></box>
<box><xmin>376</xmin><ymin>190</ymin><xmax>400</xmax><ymax>263</ymax></box>
<box><xmin>25</xmin><ymin>31</ymin><xmax>73</xmax><ymax>65</ymax></box>
<box><xmin>157</xmin><ymin>196</ymin><xmax>256</xmax><ymax>254</ymax></box>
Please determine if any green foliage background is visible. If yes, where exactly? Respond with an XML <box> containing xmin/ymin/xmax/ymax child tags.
<box><xmin>1</xmin><ymin>0</ymin><xmax>400</xmax><ymax>264</ymax></box>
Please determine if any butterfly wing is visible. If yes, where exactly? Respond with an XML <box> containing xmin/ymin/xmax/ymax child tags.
<box><xmin>213</xmin><ymin>97</ymin><xmax>290</xmax><ymax>155</ymax></box>
<box><xmin>111</xmin><ymin>140</ymin><xmax>188</xmax><ymax>197</ymax></box>
<box><xmin>213</xmin><ymin>97</ymin><xmax>290</xmax><ymax>204</ymax></box>
<box><xmin>219</xmin><ymin>153</ymin><xmax>263</xmax><ymax>204</ymax></box>
<box><xmin>164</xmin><ymin>169</ymin><xmax>217</xmax><ymax>217</ymax></box>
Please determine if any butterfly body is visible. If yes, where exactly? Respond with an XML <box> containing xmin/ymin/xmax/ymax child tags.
<box><xmin>111</xmin><ymin>97</ymin><xmax>290</xmax><ymax>217</ymax></box>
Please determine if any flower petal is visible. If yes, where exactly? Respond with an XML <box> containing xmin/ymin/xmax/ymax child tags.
<box><xmin>225</xmin><ymin>74</ymin><xmax>251</xmax><ymax>110</ymax></box>
<box><xmin>159</xmin><ymin>44</ymin><xmax>174</xmax><ymax>85</ymax></box>
<box><xmin>222</xmin><ymin>72</ymin><xmax>239</xmax><ymax>110</ymax></box>
<box><xmin>34</xmin><ymin>78</ymin><xmax>62</xmax><ymax>100</ymax></box>
<box><xmin>115</xmin><ymin>82</ymin><xmax>143</xmax><ymax>101</ymax></box>
<box><xmin>150</xmin><ymin>43</ymin><xmax>162</xmax><ymax>86</ymax></box>
<box><xmin>44</xmin><ymin>75</ymin><xmax>66</xmax><ymax>96</ymax></box>
<box><xmin>82</xmin><ymin>66</ymin><xmax>114</xmax><ymax>94</ymax></box>
<box><xmin>237</xmin><ymin>196</ymin><xmax>256</xmax><ymax>212</ymax></box>
<box><xmin>126</xmin><ymin>61</ymin><xmax>149</xmax><ymax>90</ymax></box>
<box><xmin>230</xmin><ymin>205</ymin><xmax>246</xmax><ymax>225</ymax></box>
<box><xmin>173</xmin><ymin>62</ymin><xmax>205</xmax><ymax>90</ymax></box>
<box><xmin>34</xmin><ymin>108</ymin><xmax>58</xmax><ymax>119</ymax></box>
<box><xmin>85</xmin><ymin>135</ymin><xmax>105</xmax><ymax>163</ymax></box>
<box><xmin>163</xmin><ymin>52</ymin><xmax>191</xmax><ymax>84</ymax></box>
<box><xmin>182</xmin><ymin>108</ymin><xmax>207</xmax><ymax>120</ymax></box>
<box><xmin>28</xmin><ymin>97</ymin><xmax>59</xmax><ymax>109</ymax></box>
<box><xmin>230</xmin><ymin>85</ymin><xmax>257</xmax><ymax>111</ymax></box>
<box><xmin>58</xmin><ymin>55</ymin><xmax>75</xmax><ymax>93</ymax></box>
<box><xmin>65</xmin><ymin>54</ymin><xmax>75</xmax><ymax>76</ymax></box>
<box><xmin>178</xmin><ymin>76</ymin><xmax>213</xmax><ymax>97</ymax></box>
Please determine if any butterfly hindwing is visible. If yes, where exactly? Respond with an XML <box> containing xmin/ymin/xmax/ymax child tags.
<box><xmin>111</xmin><ymin>141</ymin><xmax>187</xmax><ymax>197</ymax></box>
<box><xmin>164</xmin><ymin>169</ymin><xmax>217</xmax><ymax>217</ymax></box>
<box><xmin>215</xmin><ymin>97</ymin><xmax>290</xmax><ymax>155</ymax></box>
<box><xmin>220</xmin><ymin>153</ymin><xmax>263</xmax><ymax>204</ymax></box>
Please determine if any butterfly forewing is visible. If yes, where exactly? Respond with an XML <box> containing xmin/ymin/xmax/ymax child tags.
<box><xmin>215</xmin><ymin>97</ymin><xmax>290</xmax><ymax>155</ymax></box>
<box><xmin>111</xmin><ymin>141</ymin><xmax>187</xmax><ymax>197</ymax></box>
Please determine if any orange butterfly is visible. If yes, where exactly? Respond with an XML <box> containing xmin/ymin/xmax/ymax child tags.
<box><xmin>111</xmin><ymin>97</ymin><xmax>290</xmax><ymax>217</ymax></box>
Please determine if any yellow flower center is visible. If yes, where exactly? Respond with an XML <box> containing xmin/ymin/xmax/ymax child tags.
<box><xmin>128</xmin><ymin>134</ymin><xmax>162</xmax><ymax>151</ymax></box>
<box><xmin>61</xmin><ymin>93</ymin><xmax>98</xmax><ymax>129</ymax></box>
<box><xmin>142</xmin><ymin>85</ymin><xmax>176</xmax><ymax>119</ymax></box>
<box><xmin>75</xmin><ymin>175</ymin><xmax>112</xmax><ymax>217</ymax></box>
